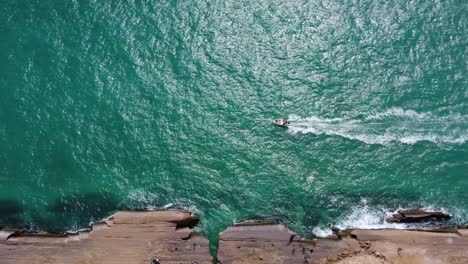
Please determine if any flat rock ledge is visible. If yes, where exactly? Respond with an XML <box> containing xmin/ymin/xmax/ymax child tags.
<box><xmin>0</xmin><ymin>210</ymin><xmax>212</xmax><ymax>264</ymax></box>
<box><xmin>217</xmin><ymin>223</ymin><xmax>468</xmax><ymax>264</ymax></box>
<box><xmin>217</xmin><ymin>223</ymin><xmax>315</xmax><ymax>263</ymax></box>
<box><xmin>2</xmin><ymin>210</ymin><xmax>468</xmax><ymax>264</ymax></box>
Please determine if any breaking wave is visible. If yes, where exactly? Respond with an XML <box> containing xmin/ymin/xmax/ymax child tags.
<box><xmin>287</xmin><ymin>108</ymin><xmax>468</xmax><ymax>145</ymax></box>
<box><xmin>122</xmin><ymin>189</ymin><xmax>199</xmax><ymax>213</ymax></box>
<box><xmin>313</xmin><ymin>204</ymin><xmax>406</xmax><ymax>237</ymax></box>
<box><xmin>312</xmin><ymin>201</ymin><xmax>448</xmax><ymax>237</ymax></box>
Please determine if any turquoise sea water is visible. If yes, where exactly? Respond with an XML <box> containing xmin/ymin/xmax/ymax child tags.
<box><xmin>1</xmin><ymin>0</ymin><xmax>467</xmax><ymax>245</ymax></box>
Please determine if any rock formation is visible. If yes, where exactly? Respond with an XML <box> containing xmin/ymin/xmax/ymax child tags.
<box><xmin>0</xmin><ymin>210</ymin><xmax>212</xmax><ymax>264</ymax></box>
<box><xmin>217</xmin><ymin>223</ymin><xmax>315</xmax><ymax>263</ymax></box>
<box><xmin>1</xmin><ymin>210</ymin><xmax>468</xmax><ymax>264</ymax></box>
<box><xmin>386</xmin><ymin>209</ymin><xmax>451</xmax><ymax>223</ymax></box>
<box><xmin>217</xmin><ymin>223</ymin><xmax>468</xmax><ymax>264</ymax></box>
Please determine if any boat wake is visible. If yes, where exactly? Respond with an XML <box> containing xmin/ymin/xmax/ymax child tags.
<box><xmin>287</xmin><ymin>108</ymin><xmax>468</xmax><ymax>145</ymax></box>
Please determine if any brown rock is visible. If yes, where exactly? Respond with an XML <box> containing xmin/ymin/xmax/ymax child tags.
<box><xmin>216</xmin><ymin>222</ymin><xmax>468</xmax><ymax>264</ymax></box>
<box><xmin>457</xmin><ymin>229</ymin><xmax>468</xmax><ymax>237</ymax></box>
<box><xmin>3</xmin><ymin>210</ymin><xmax>468</xmax><ymax>264</ymax></box>
<box><xmin>217</xmin><ymin>224</ymin><xmax>315</xmax><ymax>264</ymax></box>
<box><xmin>350</xmin><ymin>229</ymin><xmax>468</xmax><ymax>264</ymax></box>
<box><xmin>386</xmin><ymin>209</ymin><xmax>451</xmax><ymax>223</ymax></box>
<box><xmin>112</xmin><ymin>210</ymin><xmax>195</xmax><ymax>224</ymax></box>
<box><xmin>220</xmin><ymin>224</ymin><xmax>297</xmax><ymax>242</ymax></box>
<box><xmin>0</xmin><ymin>210</ymin><xmax>212</xmax><ymax>264</ymax></box>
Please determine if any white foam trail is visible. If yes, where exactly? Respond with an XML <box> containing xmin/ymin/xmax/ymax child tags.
<box><xmin>365</xmin><ymin>108</ymin><xmax>434</xmax><ymax>120</ymax></box>
<box><xmin>287</xmin><ymin>108</ymin><xmax>468</xmax><ymax>145</ymax></box>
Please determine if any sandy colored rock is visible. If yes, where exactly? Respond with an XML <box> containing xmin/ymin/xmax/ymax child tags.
<box><xmin>346</xmin><ymin>229</ymin><xmax>468</xmax><ymax>264</ymax></box>
<box><xmin>3</xmin><ymin>211</ymin><xmax>468</xmax><ymax>264</ymax></box>
<box><xmin>0</xmin><ymin>210</ymin><xmax>212</xmax><ymax>264</ymax></box>
<box><xmin>457</xmin><ymin>229</ymin><xmax>468</xmax><ymax>237</ymax></box>
<box><xmin>220</xmin><ymin>224</ymin><xmax>298</xmax><ymax>241</ymax></box>
<box><xmin>332</xmin><ymin>254</ymin><xmax>386</xmax><ymax>264</ymax></box>
<box><xmin>112</xmin><ymin>210</ymin><xmax>194</xmax><ymax>224</ymax></box>
<box><xmin>217</xmin><ymin>223</ymin><xmax>315</xmax><ymax>264</ymax></box>
<box><xmin>217</xmin><ymin>225</ymin><xmax>468</xmax><ymax>264</ymax></box>
<box><xmin>351</xmin><ymin>229</ymin><xmax>468</xmax><ymax>246</ymax></box>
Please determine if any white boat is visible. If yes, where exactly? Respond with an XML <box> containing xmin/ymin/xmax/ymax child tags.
<box><xmin>273</xmin><ymin>119</ymin><xmax>289</xmax><ymax>127</ymax></box>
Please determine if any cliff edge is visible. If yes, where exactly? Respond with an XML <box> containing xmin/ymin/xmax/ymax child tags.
<box><xmin>0</xmin><ymin>210</ymin><xmax>212</xmax><ymax>264</ymax></box>
<box><xmin>2</xmin><ymin>210</ymin><xmax>468</xmax><ymax>264</ymax></box>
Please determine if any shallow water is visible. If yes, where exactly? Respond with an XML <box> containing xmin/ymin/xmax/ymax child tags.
<box><xmin>1</xmin><ymin>0</ymin><xmax>467</xmax><ymax>243</ymax></box>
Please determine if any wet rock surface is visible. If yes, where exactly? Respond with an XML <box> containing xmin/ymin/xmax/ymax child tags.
<box><xmin>386</xmin><ymin>209</ymin><xmax>451</xmax><ymax>223</ymax></box>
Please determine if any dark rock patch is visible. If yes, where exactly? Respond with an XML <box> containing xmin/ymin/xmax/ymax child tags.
<box><xmin>387</xmin><ymin>209</ymin><xmax>451</xmax><ymax>223</ymax></box>
<box><xmin>174</xmin><ymin>215</ymin><xmax>199</xmax><ymax>229</ymax></box>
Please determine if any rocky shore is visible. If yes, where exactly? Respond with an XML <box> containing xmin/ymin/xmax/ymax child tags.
<box><xmin>1</xmin><ymin>210</ymin><xmax>468</xmax><ymax>264</ymax></box>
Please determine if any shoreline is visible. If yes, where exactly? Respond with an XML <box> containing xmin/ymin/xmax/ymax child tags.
<box><xmin>1</xmin><ymin>210</ymin><xmax>467</xmax><ymax>264</ymax></box>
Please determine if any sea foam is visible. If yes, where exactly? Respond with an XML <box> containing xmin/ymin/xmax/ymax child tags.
<box><xmin>312</xmin><ymin>202</ymin><xmax>407</xmax><ymax>237</ymax></box>
<box><xmin>312</xmin><ymin>201</ymin><xmax>449</xmax><ymax>237</ymax></box>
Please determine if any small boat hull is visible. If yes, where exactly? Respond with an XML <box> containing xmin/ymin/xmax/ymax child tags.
<box><xmin>274</xmin><ymin>119</ymin><xmax>289</xmax><ymax>127</ymax></box>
